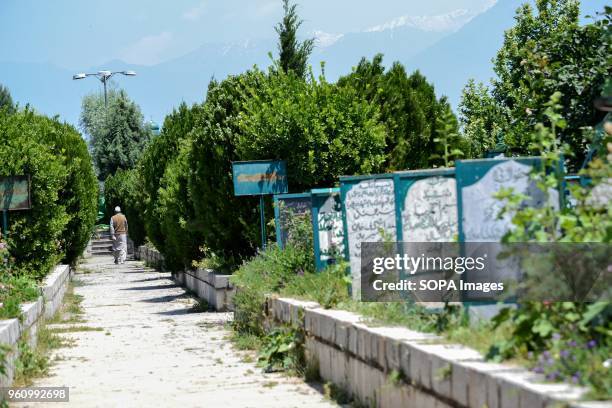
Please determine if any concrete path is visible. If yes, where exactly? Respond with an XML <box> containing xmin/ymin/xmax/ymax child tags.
<box><xmin>16</xmin><ymin>256</ymin><xmax>336</xmax><ymax>408</ymax></box>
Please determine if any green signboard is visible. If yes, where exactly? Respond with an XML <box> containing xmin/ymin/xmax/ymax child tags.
<box><xmin>0</xmin><ymin>176</ymin><xmax>31</xmax><ymax>211</ymax></box>
<box><xmin>232</xmin><ymin>160</ymin><xmax>288</xmax><ymax>249</ymax></box>
<box><xmin>232</xmin><ymin>160</ymin><xmax>288</xmax><ymax>196</ymax></box>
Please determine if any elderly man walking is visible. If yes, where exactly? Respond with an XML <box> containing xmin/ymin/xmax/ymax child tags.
<box><xmin>110</xmin><ymin>206</ymin><xmax>128</xmax><ymax>264</ymax></box>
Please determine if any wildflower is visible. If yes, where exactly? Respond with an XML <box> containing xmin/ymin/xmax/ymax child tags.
<box><xmin>560</xmin><ymin>349</ymin><xmax>570</xmax><ymax>359</ymax></box>
<box><xmin>552</xmin><ymin>333</ymin><xmax>561</xmax><ymax>341</ymax></box>
<box><xmin>587</xmin><ymin>340</ymin><xmax>597</xmax><ymax>349</ymax></box>
<box><xmin>543</xmin><ymin>351</ymin><xmax>551</xmax><ymax>359</ymax></box>
<box><xmin>533</xmin><ymin>366</ymin><xmax>544</xmax><ymax>374</ymax></box>
<box><xmin>604</xmin><ymin>359</ymin><xmax>611</xmax><ymax>369</ymax></box>
<box><xmin>571</xmin><ymin>372</ymin><xmax>580</xmax><ymax>384</ymax></box>
<box><xmin>567</xmin><ymin>340</ymin><xmax>577</xmax><ymax>348</ymax></box>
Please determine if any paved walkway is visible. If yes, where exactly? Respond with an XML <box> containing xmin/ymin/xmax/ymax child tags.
<box><xmin>17</xmin><ymin>256</ymin><xmax>336</xmax><ymax>408</ymax></box>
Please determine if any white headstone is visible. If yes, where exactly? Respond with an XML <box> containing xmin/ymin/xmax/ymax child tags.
<box><xmin>344</xmin><ymin>178</ymin><xmax>396</xmax><ymax>295</ymax></box>
<box><xmin>317</xmin><ymin>194</ymin><xmax>344</xmax><ymax>263</ymax></box>
<box><xmin>402</xmin><ymin>176</ymin><xmax>457</xmax><ymax>242</ymax></box>
<box><xmin>461</xmin><ymin>160</ymin><xmax>532</xmax><ymax>242</ymax></box>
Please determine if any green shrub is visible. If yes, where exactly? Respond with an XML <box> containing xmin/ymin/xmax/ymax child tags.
<box><xmin>0</xmin><ymin>274</ymin><xmax>40</xmax><ymax>319</ymax></box>
<box><xmin>189</xmin><ymin>72</ymin><xmax>265</xmax><ymax>270</ymax></box>
<box><xmin>257</xmin><ymin>327</ymin><xmax>305</xmax><ymax>374</ymax></box>
<box><xmin>140</xmin><ymin>102</ymin><xmax>203</xmax><ymax>255</ymax></box>
<box><xmin>0</xmin><ymin>109</ymin><xmax>97</xmax><ymax>274</ymax></box>
<box><xmin>103</xmin><ymin>168</ymin><xmax>146</xmax><ymax>246</ymax></box>
<box><xmin>155</xmin><ymin>139</ymin><xmax>203</xmax><ymax>271</ymax></box>
<box><xmin>337</xmin><ymin>55</ymin><xmax>462</xmax><ymax>170</ymax></box>
<box><xmin>238</xmin><ymin>67</ymin><xmax>386</xmax><ymax>191</ymax></box>
<box><xmin>0</xmin><ymin>109</ymin><xmax>69</xmax><ymax>278</ymax></box>
<box><xmin>39</xmin><ymin>118</ymin><xmax>98</xmax><ymax>265</ymax></box>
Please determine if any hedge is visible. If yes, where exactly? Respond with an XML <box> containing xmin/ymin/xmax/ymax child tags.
<box><xmin>0</xmin><ymin>108</ymin><xmax>97</xmax><ymax>278</ymax></box>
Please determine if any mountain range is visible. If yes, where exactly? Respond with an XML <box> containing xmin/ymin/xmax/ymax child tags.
<box><xmin>0</xmin><ymin>0</ymin><xmax>607</xmax><ymax>129</ymax></box>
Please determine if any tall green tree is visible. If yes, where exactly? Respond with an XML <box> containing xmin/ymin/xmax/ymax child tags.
<box><xmin>275</xmin><ymin>0</ymin><xmax>314</xmax><ymax>78</ymax></box>
<box><xmin>0</xmin><ymin>84</ymin><xmax>15</xmax><ymax>114</ymax></box>
<box><xmin>80</xmin><ymin>89</ymin><xmax>152</xmax><ymax>180</ymax></box>
<box><xmin>459</xmin><ymin>79</ymin><xmax>508</xmax><ymax>158</ymax></box>
<box><xmin>338</xmin><ymin>54</ymin><xmax>461</xmax><ymax>170</ymax></box>
<box><xmin>461</xmin><ymin>1</ymin><xmax>610</xmax><ymax>168</ymax></box>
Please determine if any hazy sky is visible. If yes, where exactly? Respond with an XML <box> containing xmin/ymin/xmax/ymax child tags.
<box><xmin>0</xmin><ymin>0</ymin><xmax>496</xmax><ymax>69</ymax></box>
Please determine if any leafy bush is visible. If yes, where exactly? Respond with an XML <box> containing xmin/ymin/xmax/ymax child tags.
<box><xmin>238</xmin><ymin>67</ymin><xmax>386</xmax><ymax>191</ymax></box>
<box><xmin>103</xmin><ymin>168</ymin><xmax>146</xmax><ymax>246</ymax></box>
<box><xmin>155</xmin><ymin>140</ymin><xmax>203</xmax><ymax>271</ymax></box>
<box><xmin>257</xmin><ymin>327</ymin><xmax>305</xmax><ymax>374</ymax></box>
<box><xmin>0</xmin><ymin>273</ymin><xmax>40</xmax><ymax>319</ymax></box>
<box><xmin>231</xmin><ymin>212</ymin><xmax>341</xmax><ymax>336</ymax></box>
<box><xmin>490</xmin><ymin>94</ymin><xmax>612</xmax><ymax>398</ymax></box>
<box><xmin>140</xmin><ymin>103</ymin><xmax>201</xmax><ymax>251</ymax></box>
<box><xmin>0</xmin><ymin>110</ymin><xmax>70</xmax><ymax>278</ymax></box>
<box><xmin>38</xmin><ymin>117</ymin><xmax>98</xmax><ymax>265</ymax></box>
<box><xmin>188</xmin><ymin>72</ymin><xmax>265</xmax><ymax>269</ymax></box>
<box><xmin>337</xmin><ymin>55</ymin><xmax>461</xmax><ymax>170</ymax></box>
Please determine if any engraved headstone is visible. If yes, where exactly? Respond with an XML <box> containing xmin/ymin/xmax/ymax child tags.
<box><xmin>342</xmin><ymin>177</ymin><xmax>396</xmax><ymax>295</ymax></box>
<box><xmin>402</xmin><ymin>176</ymin><xmax>457</xmax><ymax>242</ymax></box>
<box><xmin>461</xmin><ymin>160</ymin><xmax>531</xmax><ymax>242</ymax></box>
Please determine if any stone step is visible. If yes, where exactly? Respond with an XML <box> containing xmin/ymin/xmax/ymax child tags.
<box><xmin>91</xmin><ymin>250</ymin><xmax>112</xmax><ymax>256</ymax></box>
<box><xmin>92</xmin><ymin>241</ymin><xmax>113</xmax><ymax>246</ymax></box>
<box><xmin>91</xmin><ymin>244</ymin><xmax>112</xmax><ymax>249</ymax></box>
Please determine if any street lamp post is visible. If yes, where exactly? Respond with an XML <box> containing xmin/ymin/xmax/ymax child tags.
<box><xmin>72</xmin><ymin>70</ymin><xmax>136</xmax><ymax>107</ymax></box>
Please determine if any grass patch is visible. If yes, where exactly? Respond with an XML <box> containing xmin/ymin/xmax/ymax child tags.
<box><xmin>231</xmin><ymin>332</ymin><xmax>263</xmax><ymax>351</ymax></box>
<box><xmin>49</xmin><ymin>326</ymin><xmax>104</xmax><ymax>334</ymax></box>
<box><xmin>262</xmin><ymin>381</ymin><xmax>278</xmax><ymax>388</ymax></box>
<box><xmin>12</xmin><ymin>324</ymin><xmax>73</xmax><ymax>387</ymax></box>
<box><xmin>47</xmin><ymin>283</ymin><xmax>85</xmax><ymax>325</ymax></box>
<box><xmin>0</xmin><ymin>274</ymin><xmax>40</xmax><ymax>320</ymax></box>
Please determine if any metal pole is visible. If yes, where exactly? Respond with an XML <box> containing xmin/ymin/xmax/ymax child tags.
<box><xmin>103</xmin><ymin>76</ymin><xmax>108</xmax><ymax>107</ymax></box>
<box><xmin>259</xmin><ymin>196</ymin><xmax>266</xmax><ymax>250</ymax></box>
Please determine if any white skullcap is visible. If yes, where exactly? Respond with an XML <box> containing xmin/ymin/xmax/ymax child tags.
<box><xmin>114</xmin><ymin>206</ymin><xmax>121</xmax><ymax>213</ymax></box>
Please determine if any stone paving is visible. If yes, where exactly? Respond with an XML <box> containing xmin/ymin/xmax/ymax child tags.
<box><xmin>14</xmin><ymin>256</ymin><xmax>336</xmax><ymax>408</ymax></box>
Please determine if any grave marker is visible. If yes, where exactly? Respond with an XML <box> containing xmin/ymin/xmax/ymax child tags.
<box><xmin>273</xmin><ymin>192</ymin><xmax>312</xmax><ymax>249</ymax></box>
<box><xmin>340</xmin><ymin>175</ymin><xmax>396</xmax><ymax>295</ymax></box>
<box><xmin>311</xmin><ymin>188</ymin><xmax>344</xmax><ymax>271</ymax></box>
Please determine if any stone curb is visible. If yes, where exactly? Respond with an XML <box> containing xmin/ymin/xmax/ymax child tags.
<box><xmin>266</xmin><ymin>297</ymin><xmax>602</xmax><ymax>408</ymax></box>
<box><xmin>0</xmin><ymin>264</ymin><xmax>72</xmax><ymax>388</ymax></box>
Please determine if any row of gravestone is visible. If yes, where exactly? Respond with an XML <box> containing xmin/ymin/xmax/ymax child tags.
<box><xmin>273</xmin><ymin>157</ymin><xmax>560</xmax><ymax>293</ymax></box>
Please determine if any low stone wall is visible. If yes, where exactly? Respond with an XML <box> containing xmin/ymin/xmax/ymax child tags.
<box><xmin>0</xmin><ymin>265</ymin><xmax>72</xmax><ymax>388</ymax></box>
<box><xmin>266</xmin><ymin>297</ymin><xmax>601</xmax><ymax>408</ymax></box>
<box><xmin>136</xmin><ymin>245</ymin><xmax>235</xmax><ymax>312</ymax></box>
<box><xmin>173</xmin><ymin>269</ymin><xmax>235</xmax><ymax>312</ymax></box>
<box><xmin>136</xmin><ymin>245</ymin><xmax>165</xmax><ymax>270</ymax></box>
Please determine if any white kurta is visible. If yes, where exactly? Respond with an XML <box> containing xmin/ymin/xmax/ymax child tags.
<box><xmin>110</xmin><ymin>217</ymin><xmax>128</xmax><ymax>263</ymax></box>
